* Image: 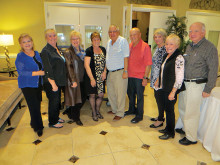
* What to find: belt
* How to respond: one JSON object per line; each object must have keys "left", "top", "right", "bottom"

{"left": 110, "top": 68, "right": 124, "bottom": 72}
{"left": 184, "top": 78, "right": 207, "bottom": 84}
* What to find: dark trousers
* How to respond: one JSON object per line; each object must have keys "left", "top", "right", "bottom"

{"left": 157, "top": 89, "right": 177, "bottom": 135}
{"left": 43, "top": 83, "right": 62, "bottom": 125}
{"left": 127, "top": 78, "right": 145, "bottom": 119}
{"left": 154, "top": 89, "right": 165, "bottom": 121}
{"left": 21, "top": 87, "right": 44, "bottom": 132}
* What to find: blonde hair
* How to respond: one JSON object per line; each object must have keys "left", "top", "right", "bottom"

{"left": 166, "top": 34, "right": 180, "bottom": 48}
{"left": 70, "top": 30, "right": 82, "bottom": 46}
{"left": 154, "top": 28, "right": 167, "bottom": 42}
{"left": 90, "top": 32, "right": 101, "bottom": 41}
{"left": 45, "top": 28, "right": 56, "bottom": 38}
{"left": 18, "top": 33, "right": 34, "bottom": 51}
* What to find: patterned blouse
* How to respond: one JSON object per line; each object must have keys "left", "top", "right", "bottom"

{"left": 150, "top": 46, "right": 166, "bottom": 89}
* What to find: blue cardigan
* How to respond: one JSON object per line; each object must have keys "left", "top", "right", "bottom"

{"left": 15, "top": 51, "right": 43, "bottom": 88}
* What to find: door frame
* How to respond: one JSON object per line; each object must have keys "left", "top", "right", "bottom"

{"left": 123, "top": 6, "right": 176, "bottom": 43}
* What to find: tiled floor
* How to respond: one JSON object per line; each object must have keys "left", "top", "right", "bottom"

{"left": 0, "top": 84, "right": 219, "bottom": 165}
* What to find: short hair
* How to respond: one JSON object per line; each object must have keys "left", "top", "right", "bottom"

{"left": 90, "top": 32, "right": 101, "bottom": 41}
{"left": 45, "top": 28, "right": 56, "bottom": 38}
{"left": 70, "top": 30, "right": 82, "bottom": 46}
{"left": 109, "top": 25, "right": 120, "bottom": 32}
{"left": 191, "top": 22, "right": 206, "bottom": 32}
{"left": 154, "top": 28, "right": 167, "bottom": 42}
{"left": 18, "top": 33, "right": 34, "bottom": 51}
{"left": 166, "top": 34, "right": 180, "bottom": 48}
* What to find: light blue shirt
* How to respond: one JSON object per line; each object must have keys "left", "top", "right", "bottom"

{"left": 106, "top": 36, "right": 129, "bottom": 71}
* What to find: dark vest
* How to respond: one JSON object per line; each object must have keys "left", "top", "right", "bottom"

{"left": 159, "top": 49, "right": 185, "bottom": 93}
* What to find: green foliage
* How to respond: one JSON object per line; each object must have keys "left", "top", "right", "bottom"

{"left": 166, "top": 14, "right": 189, "bottom": 53}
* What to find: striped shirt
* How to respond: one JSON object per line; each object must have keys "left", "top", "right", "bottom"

{"left": 184, "top": 37, "right": 219, "bottom": 93}
{"left": 106, "top": 36, "right": 129, "bottom": 71}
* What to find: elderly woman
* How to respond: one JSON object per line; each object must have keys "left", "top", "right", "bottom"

{"left": 63, "top": 31, "right": 86, "bottom": 126}
{"left": 84, "top": 32, "right": 106, "bottom": 121}
{"left": 15, "top": 34, "right": 44, "bottom": 137}
{"left": 41, "top": 29, "right": 66, "bottom": 128}
{"left": 154, "top": 34, "right": 185, "bottom": 140}
{"left": 150, "top": 28, "right": 167, "bottom": 128}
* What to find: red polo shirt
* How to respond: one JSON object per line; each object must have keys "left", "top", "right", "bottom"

{"left": 128, "top": 40, "right": 152, "bottom": 79}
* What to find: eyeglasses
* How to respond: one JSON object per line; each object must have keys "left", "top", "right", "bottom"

{"left": 71, "top": 38, "right": 80, "bottom": 40}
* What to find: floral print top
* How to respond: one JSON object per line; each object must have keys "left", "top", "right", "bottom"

{"left": 150, "top": 46, "right": 166, "bottom": 89}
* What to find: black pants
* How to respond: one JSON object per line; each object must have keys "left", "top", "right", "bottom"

{"left": 154, "top": 89, "right": 165, "bottom": 121}
{"left": 21, "top": 87, "right": 44, "bottom": 132}
{"left": 43, "top": 83, "right": 62, "bottom": 125}
{"left": 127, "top": 78, "right": 145, "bottom": 119}
{"left": 157, "top": 89, "right": 177, "bottom": 136}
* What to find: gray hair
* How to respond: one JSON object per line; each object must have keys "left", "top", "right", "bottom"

{"left": 154, "top": 28, "right": 167, "bottom": 41}
{"left": 109, "top": 25, "right": 120, "bottom": 32}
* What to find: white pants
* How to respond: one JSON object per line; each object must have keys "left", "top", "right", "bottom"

{"left": 178, "top": 82, "right": 205, "bottom": 142}
{"left": 107, "top": 70, "right": 128, "bottom": 117}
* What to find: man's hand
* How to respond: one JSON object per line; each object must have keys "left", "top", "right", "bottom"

{"left": 122, "top": 71, "right": 128, "bottom": 79}
{"left": 142, "top": 79, "right": 148, "bottom": 86}
{"left": 202, "top": 92, "right": 210, "bottom": 98}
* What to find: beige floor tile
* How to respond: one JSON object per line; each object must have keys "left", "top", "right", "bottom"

{"left": 105, "top": 127, "right": 143, "bottom": 152}
{"left": 75, "top": 154, "right": 116, "bottom": 165}
{"left": 32, "top": 135, "right": 73, "bottom": 165}
{"left": 48, "top": 161, "right": 74, "bottom": 165}
{"left": 72, "top": 130, "right": 111, "bottom": 158}
{"left": 149, "top": 143, "right": 198, "bottom": 165}
{"left": 113, "top": 148, "right": 158, "bottom": 165}
{"left": 0, "top": 144, "right": 35, "bottom": 165}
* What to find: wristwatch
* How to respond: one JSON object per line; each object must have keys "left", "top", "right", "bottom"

{"left": 143, "top": 76, "right": 149, "bottom": 80}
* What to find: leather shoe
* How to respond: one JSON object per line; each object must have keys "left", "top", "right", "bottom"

{"left": 175, "top": 128, "right": 185, "bottom": 135}
{"left": 158, "top": 129, "right": 167, "bottom": 133}
{"left": 131, "top": 117, "right": 142, "bottom": 123}
{"left": 179, "top": 137, "right": 197, "bottom": 145}
{"left": 124, "top": 111, "right": 135, "bottom": 116}
{"left": 150, "top": 117, "right": 158, "bottom": 121}
{"left": 37, "top": 130, "right": 43, "bottom": 137}
{"left": 108, "top": 111, "right": 115, "bottom": 114}
{"left": 113, "top": 116, "right": 122, "bottom": 121}
{"left": 150, "top": 123, "right": 163, "bottom": 128}
{"left": 76, "top": 120, "right": 83, "bottom": 126}
{"left": 159, "top": 133, "right": 174, "bottom": 140}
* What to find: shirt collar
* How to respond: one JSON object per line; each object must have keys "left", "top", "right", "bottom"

{"left": 131, "top": 39, "right": 142, "bottom": 48}
{"left": 190, "top": 37, "right": 206, "bottom": 48}
{"left": 46, "top": 43, "right": 57, "bottom": 52}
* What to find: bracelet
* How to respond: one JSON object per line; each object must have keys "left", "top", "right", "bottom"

{"left": 124, "top": 70, "right": 128, "bottom": 73}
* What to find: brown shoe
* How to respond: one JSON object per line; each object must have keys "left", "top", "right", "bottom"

{"left": 108, "top": 111, "right": 115, "bottom": 114}
{"left": 113, "top": 116, "right": 122, "bottom": 121}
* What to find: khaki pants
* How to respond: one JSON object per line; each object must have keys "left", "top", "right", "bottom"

{"left": 178, "top": 82, "right": 205, "bottom": 142}
{"left": 107, "top": 70, "right": 128, "bottom": 117}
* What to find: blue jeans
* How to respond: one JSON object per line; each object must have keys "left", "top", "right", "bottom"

{"left": 127, "top": 78, "right": 145, "bottom": 119}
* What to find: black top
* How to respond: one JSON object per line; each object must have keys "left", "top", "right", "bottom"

{"left": 41, "top": 43, "right": 66, "bottom": 86}
{"left": 33, "top": 55, "right": 42, "bottom": 86}
{"left": 159, "top": 49, "right": 185, "bottom": 94}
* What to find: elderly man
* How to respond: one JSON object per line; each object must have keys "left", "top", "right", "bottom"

{"left": 124, "top": 28, "right": 152, "bottom": 123}
{"left": 178, "top": 22, "right": 219, "bottom": 145}
{"left": 106, "top": 25, "right": 129, "bottom": 121}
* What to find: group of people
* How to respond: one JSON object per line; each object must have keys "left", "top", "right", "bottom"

{"left": 15, "top": 22, "right": 218, "bottom": 147}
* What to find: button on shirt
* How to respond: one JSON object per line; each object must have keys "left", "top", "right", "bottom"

{"left": 184, "top": 37, "right": 219, "bottom": 93}
{"left": 106, "top": 36, "right": 129, "bottom": 71}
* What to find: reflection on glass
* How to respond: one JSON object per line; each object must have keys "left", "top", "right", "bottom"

{"left": 85, "top": 25, "right": 102, "bottom": 49}
{"left": 55, "top": 25, "right": 74, "bottom": 48}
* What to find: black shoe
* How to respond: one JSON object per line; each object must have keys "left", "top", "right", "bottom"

{"left": 37, "top": 130, "right": 43, "bottom": 137}
{"left": 97, "top": 112, "right": 104, "bottom": 119}
{"left": 150, "top": 122, "right": 163, "bottom": 128}
{"left": 159, "top": 129, "right": 167, "bottom": 133}
{"left": 175, "top": 128, "right": 185, "bottom": 135}
{"left": 131, "top": 117, "right": 142, "bottom": 123}
{"left": 124, "top": 111, "right": 135, "bottom": 116}
{"left": 92, "top": 113, "right": 98, "bottom": 121}
{"left": 159, "top": 133, "right": 174, "bottom": 140}
{"left": 150, "top": 117, "right": 158, "bottom": 121}
{"left": 76, "top": 120, "right": 83, "bottom": 126}
{"left": 179, "top": 137, "right": 197, "bottom": 145}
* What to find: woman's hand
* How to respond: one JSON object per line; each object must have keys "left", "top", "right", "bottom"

{"left": 71, "top": 82, "right": 77, "bottom": 88}
{"left": 168, "top": 92, "right": 175, "bottom": 101}
{"left": 90, "top": 79, "right": 96, "bottom": 87}
{"left": 52, "top": 84, "right": 58, "bottom": 92}
{"left": 101, "top": 71, "right": 106, "bottom": 81}
{"left": 154, "top": 78, "right": 159, "bottom": 89}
